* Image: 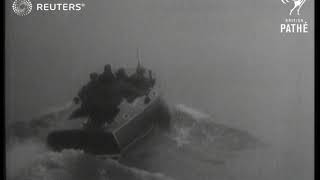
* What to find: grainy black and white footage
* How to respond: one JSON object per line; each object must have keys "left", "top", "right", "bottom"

{"left": 5, "top": 0, "right": 314, "bottom": 180}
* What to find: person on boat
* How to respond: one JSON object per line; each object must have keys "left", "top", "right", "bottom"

{"left": 90, "top": 72, "right": 98, "bottom": 81}
{"left": 115, "top": 68, "right": 129, "bottom": 81}
{"left": 70, "top": 64, "right": 155, "bottom": 128}
{"left": 100, "top": 64, "right": 115, "bottom": 83}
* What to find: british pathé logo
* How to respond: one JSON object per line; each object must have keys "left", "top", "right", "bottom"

{"left": 281, "top": 0, "right": 306, "bottom": 16}
{"left": 280, "top": 0, "right": 309, "bottom": 33}
{"left": 12, "top": 0, "right": 85, "bottom": 16}
{"left": 12, "top": 0, "right": 33, "bottom": 16}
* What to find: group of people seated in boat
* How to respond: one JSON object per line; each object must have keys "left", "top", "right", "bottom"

{"left": 70, "top": 64, "right": 155, "bottom": 129}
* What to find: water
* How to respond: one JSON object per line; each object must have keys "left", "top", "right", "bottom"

{"left": 5, "top": 0, "right": 313, "bottom": 179}
{"left": 7, "top": 103, "right": 265, "bottom": 180}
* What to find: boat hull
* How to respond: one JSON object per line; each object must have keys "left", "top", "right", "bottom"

{"left": 46, "top": 98, "right": 170, "bottom": 156}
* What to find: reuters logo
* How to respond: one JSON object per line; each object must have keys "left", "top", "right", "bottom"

{"left": 12, "top": 0, "right": 33, "bottom": 16}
